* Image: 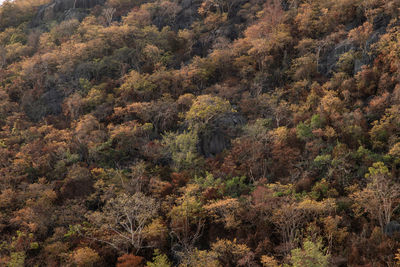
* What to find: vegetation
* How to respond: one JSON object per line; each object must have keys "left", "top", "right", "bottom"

{"left": 0, "top": 0, "right": 399, "bottom": 265}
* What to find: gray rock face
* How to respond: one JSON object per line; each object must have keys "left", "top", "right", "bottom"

{"left": 318, "top": 39, "right": 355, "bottom": 76}
{"left": 319, "top": 26, "right": 387, "bottom": 76}
{"left": 33, "top": 0, "right": 105, "bottom": 25}
{"left": 198, "top": 112, "right": 245, "bottom": 157}
{"left": 174, "top": 0, "right": 203, "bottom": 29}
{"left": 384, "top": 221, "right": 400, "bottom": 237}
{"left": 373, "top": 13, "right": 391, "bottom": 30}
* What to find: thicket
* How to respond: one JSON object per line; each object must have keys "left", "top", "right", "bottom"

{"left": 0, "top": 0, "right": 400, "bottom": 266}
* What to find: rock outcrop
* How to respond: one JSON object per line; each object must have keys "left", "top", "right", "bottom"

{"left": 33, "top": 0, "right": 105, "bottom": 25}
{"left": 319, "top": 18, "right": 390, "bottom": 76}
{"left": 198, "top": 112, "right": 245, "bottom": 157}
{"left": 384, "top": 221, "right": 400, "bottom": 237}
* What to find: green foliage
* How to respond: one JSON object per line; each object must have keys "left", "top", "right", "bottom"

{"left": 0, "top": 140, "right": 6, "bottom": 148}
{"left": 30, "top": 242, "right": 39, "bottom": 250}
{"left": 310, "top": 179, "right": 334, "bottom": 200}
{"left": 162, "top": 130, "right": 203, "bottom": 172}
{"left": 1, "top": 0, "right": 400, "bottom": 266}
{"left": 224, "top": 176, "right": 251, "bottom": 198}
{"left": 169, "top": 192, "right": 204, "bottom": 221}
{"left": 178, "top": 249, "right": 220, "bottom": 267}
{"left": 64, "top": 224, "right": 82, "bottom": 239}
{"left": 195, "top": 174, "right": 251, "bottom": 198}
{"left": 288, "top": 239, "right": 329, "bottom": 267}
{"left": 269, "top": 183, "right": 296, "bottom": 198}
{"left": 296, "top": 122, "right": 312, "bottom": 141}
{"left": 119, "top": 70, "right": 157, "bottom": 100}
{"left": 194, "top": 172, "right": 223, "bottom": 191}
{"left": 146, "top": 249, "right": 172, "bottom": 267}
{"left": 7, "top": 252, "right": 25, "bottom": 267}
{"left": 313, "top": 154, "right": 331, "bottom": 170}
{"left": 365, "top": 161, "right": 389, "bottom": 178}
{"left": 310, "top": 114, "right": 325, "bottom": 129}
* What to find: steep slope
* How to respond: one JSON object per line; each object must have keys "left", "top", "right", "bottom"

{"left": 0, "top": 0, "right": 399, "bottom": 266}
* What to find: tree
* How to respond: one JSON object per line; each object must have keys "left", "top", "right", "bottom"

{"left": 321, "top": 216, "right": 348, "bottom": 254}
{"left": 102, "top": 8, "right": 116, "bottom": 26}
{"left": 117, "top": 254, "right": 145, "bottom": 267}
{"left": 272, "top": 202, "right": 307, "bottom": 252}
{"left": 162, "top": 130, "right": 203, "bottom": 172}
{"left": 289, "top": 239, "right": 330, "bottom": 267}
{"left": 124, "top": 7, "right": 152, "bottom": 27}
{"left": 107, "top": 0, "right": 147, "bottom": 16}
{"left": 369, "top": 106, "right": 400, "bottom": 150}
{"left": 389, "top": 142, "right": 400, "bottom": 164}
{"left": 272, "top": 198, "right": 333, "bottom": 252}
{"left": 204, "top": 198, "right": 240, "bottom": 229}
{"left": 185, "top": 95, "right": 234, "bottom": 129}
{"left": 86, "top": 192, "right": 159, "bottom": 253}
{"left": 178, "top": 249, "right": 220, "bottom": 267}
{"left": 295, "top": 2, "right": 326, "bottom": 38}
{"left": 168, "top": 187, "right": 205, "bottom": 255}
{"left": 351, "top": 162, "right": 400, "bottom": 230}
{"left": 74, "top": 114, "right": 106, "bottom": 149}
{"left": 71, "top": 247, "right": 100, "bottom": 267}
{"left": 146, "top": 249, "right": 171, "bottom": 267}
{"left": 290, "top": 54, "right": 318, "bottom": 81}
{"left": 6, "top": 252, "right": 25, "bottom": 267}
{"left": 261, "top": 255, "right": 280, "bottom": 267}
{"left": 143, "top": 0, "right": 182, "bottom": 28}
{"left": 348, "top": 22, "right": 373, "bottom": 54}
{"left": 198, "top": 0, "right": 238, "bottom": 15}
{"left": 211, "top": 239, "right": 255, "bottom": 266}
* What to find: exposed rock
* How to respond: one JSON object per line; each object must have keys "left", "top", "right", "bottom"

{"left": 281, "top": 0, "right": 290, "bottom": 11}
{"left": 319, "top": 26, "right": 387, "bottom": 76}
{"left": 318, "top": 39, "right": 355, "bottom": 76}
{"left": 373, "top": 12, "right": 391, "bottom": 30}
{"left": 384, "top": 221, "right": 400, "bottom": 237}
{"left": 198, "top": 112, "right": 245, "bottom": 157}
{"left": 174, "top": 0, "right": 203, "bottom": 30}
{"left": 353, "top": 29, "right": 384, "bottom": 73}
{"left": 32, "top": 0, "right": 105, "bottom": 25}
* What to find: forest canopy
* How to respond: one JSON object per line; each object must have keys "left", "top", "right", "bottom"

{"left": 0, "top": 0, "right": 400, "bottom": 266}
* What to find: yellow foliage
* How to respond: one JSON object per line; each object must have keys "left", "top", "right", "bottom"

{"left": 261, "top": 255, "right": 280, "bottom": 267}
{"left": 185, "top": 95, "right": 234, "bottom": 127}
{"left": 71, "top": 247, "right": 100, "bottom": 267}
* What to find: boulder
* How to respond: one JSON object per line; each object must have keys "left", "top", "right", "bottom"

{"left": 198, "top": 112, "right": 245, "bottom": 157}
{"left": 384, "top": 221, "right": 400, "bottom": 237}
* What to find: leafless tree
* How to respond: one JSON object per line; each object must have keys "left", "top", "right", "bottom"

{"left": 168, "top": 195, "right": 205, "bottom": 258}
{"left": 272, "top": 198, "right": 332, "bottom": 253}
{"left": 102, "top": 7, "right": 116, "bottom": 26}
{"left": 86, "top": 192, "right": 158, "bottom": 253}
{"left": 351, "top": 163, "right": 400, "bottom": 231}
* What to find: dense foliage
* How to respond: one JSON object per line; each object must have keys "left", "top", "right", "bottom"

{"left": 0, "top": 0, "right": 400, "bottom": 265}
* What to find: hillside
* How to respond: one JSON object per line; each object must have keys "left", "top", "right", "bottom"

{"left": 0, "top": 0, "right": 400, "bottom": 266}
